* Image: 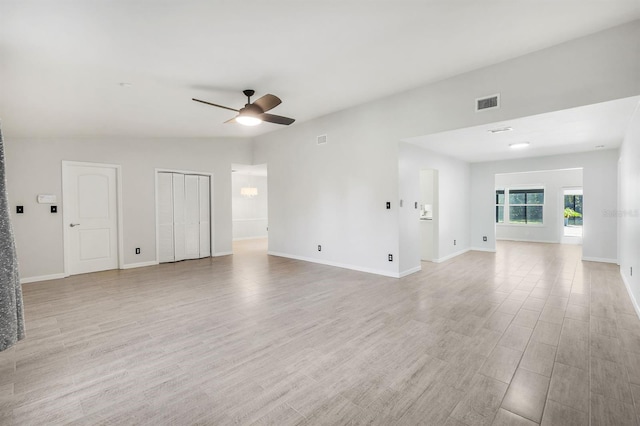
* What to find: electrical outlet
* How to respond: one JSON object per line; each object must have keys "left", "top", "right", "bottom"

{"left": 386, "top": 202, "right": 391, "bottom": 209}
{"left": 415, "top": 201, "right": 418, "bottom": 209}
{"left": 135, "top": 248, "right": 141, "bottom": 255}
{"left": 454, "top": 240, "right": 457, "bottom": 246}
{"left": 399, "top": 199, "right": 403, "bottom": 207}
{"left": 318, "top": 245, "right": 321, "bottom": 252}
{"left": 631, "top": 266, "right": 633, "bottom": 276}
{"left": 388, "top": 254, "right": 393, "bottom": 262}
{"left": 483, "top": 236, "right": 487, "bottom": 242}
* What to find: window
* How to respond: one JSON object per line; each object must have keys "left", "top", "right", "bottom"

{"left": 496, "top": 190, "right": 504, "bottom": 223}
{"left": 495, "top": 188, "right": 544, "bottom": 224}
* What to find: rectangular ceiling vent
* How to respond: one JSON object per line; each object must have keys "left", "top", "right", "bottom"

{"left": 317, "top": 134, "right": 328, "bottom": 145}
{"left": 476, "top": 93, "right": 500, "bottom": 112}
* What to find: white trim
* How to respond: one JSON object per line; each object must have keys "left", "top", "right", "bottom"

{"left": 620, "top": 271, "right": 640, "bottom": 320}
{"left": 434, "top": 248, "right": 470, "bottom": 263}
{"left": 470, "top": 247, "right": 497, "bottom": 253}
{"left": 20, "top": 273, "right": 67, "bottom": 284}
{"left": 582, "top": 256, "right": 618, "bottom": 264}
{"left": 122, "top": 261, "right": 159, "bottom": 270}
{"left": 497, "top": 223, "right": 546, "bottom": 228}
{"left": 497, "top": 237, "right": 559, "bottom": 244}
{"left": 233, "top": 236, "right": 268, "bottom": 241}
{"left": 399, "top": 266, "right": 421, "bottom": 277}
{"left": 62, "top": 161, "right": 124, "bottom": 276}
{"left": 214, "top": 251, "right": 233, "bottom": 257}
{"left": 268, "top": 251, "right": 400, "bottom": 278}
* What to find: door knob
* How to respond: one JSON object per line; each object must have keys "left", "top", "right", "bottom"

{"left": 69, "top": 223, "right": 80, "bottom": 227}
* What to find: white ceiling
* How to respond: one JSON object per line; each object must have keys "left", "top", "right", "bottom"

{"left": 405, "top": 96, "right": 640, "bottom": 163}
{"left": 1, "top": 1, "right": 639, "bottom": 140}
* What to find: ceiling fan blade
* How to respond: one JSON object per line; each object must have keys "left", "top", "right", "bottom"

{"left": 260, "top": 113, "right": 295, "bottom": 126}
{"left": 253, "top": 94, "right": 281, "bottom": 113}
{"left": 224, "top": 116, "right": 238, "bottom": 124}
{"left": 192, "top": 98, "right": 239, "bottom": 112}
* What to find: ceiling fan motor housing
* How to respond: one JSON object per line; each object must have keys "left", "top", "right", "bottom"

{"left": 241, "top": 103, "right": 263, "bottom": 117}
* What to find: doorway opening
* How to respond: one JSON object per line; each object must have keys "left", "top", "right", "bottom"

{"left": 563, "top": 188, "right": 583, "bottom": 239}
{"left": 231, "top": 163, "right": 268, "bottom": 255}
{"left": 419, "top": 169, "right": 438, "bottom": 262}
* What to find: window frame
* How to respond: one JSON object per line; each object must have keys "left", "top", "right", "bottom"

{"left": 495, "top": 189, "right": 505, "bottom": 224}
{"left": 495, "top": 187, "right": 545, "bottom": 226}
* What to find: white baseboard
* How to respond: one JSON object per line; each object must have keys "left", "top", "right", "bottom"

{"left": 233, "top": 236, "right": 268, "bottom": 241}
{"left": 268, "top": 251, "right": 400, "bottom": 278}
{"left": 620, "top": 270, "right": 640, "bottom": 320}
{"left": 582, "top": 256, "right": 618, "bottom": 264}
{"left": 434, "top": 248, "right": 470, "bottom": 263}
{"left": 399, "top": 266, "right": 421, "bottom": 277}
{"left": 20, "top": 273, "right": 67, "bottom": 284}
{"left": 214, "top": 251, "right": 233, "bottom": 257}
{"left": 497, "top": 238, "right": 559, "bottom": 244}
{"left": 470, "top": 247, "right": 497, "bottom": 253}
{"left": 122, "top": 261, "right": 159, "bottom": 270}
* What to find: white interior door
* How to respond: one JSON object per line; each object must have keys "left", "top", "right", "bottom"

{"left": 64, "top": 164, "right": 119, "bottom": 275}
{"left": 184, "top": 175, "right": 200, "bottom": 259}
{"left": 198, "top": 176, "right": 211, "bottom": 257}
{"left": 172, "top": 173, "right": 186, "bottom": 262}
{"left": 157, "top": 171, "right": 211, "bottom": 263}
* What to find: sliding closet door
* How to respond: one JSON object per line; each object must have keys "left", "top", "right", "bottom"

{"left": 198, "top": 176, "right": 211, "bottom": 257}
{"left": 157, "top": 173, "right": 175, "bottom": 262}
{"left": 184, "top": 175, "right": 200, "bottom": 260}
{"left": 172, "top": 173, "right": 186, "bottom": 262}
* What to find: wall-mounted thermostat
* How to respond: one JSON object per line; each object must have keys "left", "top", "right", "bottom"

{"left": 37, "top": 194, "right": 57, "bottom": 204}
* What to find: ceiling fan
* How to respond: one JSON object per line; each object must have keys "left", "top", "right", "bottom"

{"left": 192, "top": 90, "right": 295, "bottom": 126}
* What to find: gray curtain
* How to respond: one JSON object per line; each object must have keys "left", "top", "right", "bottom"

{"left": 0, "top": 123, "right": 25, "bottom": 351}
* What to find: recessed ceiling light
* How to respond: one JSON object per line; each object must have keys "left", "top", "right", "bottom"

{"left": 509, "top": 142, "right": 530, "bottom": 149}
{"left": 488, "top": 127, "right": 513, "bottom": 134}
{"left": 595, "top": 145, "right": 605, "bottom": 149}
{"left": 118, "top": 82, "right": 133, "bottom": 87}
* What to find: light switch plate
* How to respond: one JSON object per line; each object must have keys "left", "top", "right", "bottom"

{"left": 37, "top": 194, "right": 57, "bottom": 204}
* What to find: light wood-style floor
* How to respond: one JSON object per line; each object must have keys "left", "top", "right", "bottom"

{"left": 1, "top": 240, "right": 640, "bottom": 425}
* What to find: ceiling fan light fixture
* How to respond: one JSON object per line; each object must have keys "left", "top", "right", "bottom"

{"left": 192, "top": 90, "right": 294, "bottom": 126}
{"left": 236, "top": 104, "right": 263, "bottom": 126}
{"left": 509, "top": 142, "right": 530, "bottom": 149}
{"left": 236, "top": 115, "right": 262, "bottom": 126}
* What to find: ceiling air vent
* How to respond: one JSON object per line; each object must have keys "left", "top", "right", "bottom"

{"left": 476, "top": 94, "right": 500, "bottom": 112}
{"left": 317, "top": 134, "right": 327, "bottom": 145}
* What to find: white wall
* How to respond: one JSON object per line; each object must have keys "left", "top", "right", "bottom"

{"left": 495, "top": 169, "right": 583, "bottom": 243}
{"left": 399, "top": 143, "right": 470, "bottom": 274}
{"left": 618, "top": 101, "right": 640, "bottom": 315}
{"left": 471, "top": 150, "right": 619, "bottom": 262}
{"left": 254, "top": 22, "right": 638, "bottom": 277}
{"left": 5, "top": 137, "right": 252, "bottom": 280}
{"left": 253, "top": 113, "right": 402, "bottom": 277}
{"left": 232, "top": 174, "right": 268, "bottom": 240}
